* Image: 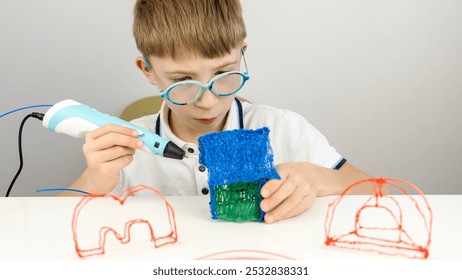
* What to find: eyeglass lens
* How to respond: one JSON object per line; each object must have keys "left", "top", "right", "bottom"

{"left": 168, "top": 73, "right": 245, "bottom": 104}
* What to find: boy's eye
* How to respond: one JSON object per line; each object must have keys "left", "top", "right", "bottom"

{"left": 171, "top": 76, "right": 191, "bottom": 83}
{"left": 170, "top": 71, "right": 230, "bottom": 83}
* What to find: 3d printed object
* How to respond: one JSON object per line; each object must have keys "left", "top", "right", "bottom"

{"left": 198, "top": 127, "right": 280, "bottom": 222}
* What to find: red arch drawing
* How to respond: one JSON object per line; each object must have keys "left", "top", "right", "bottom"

{"left": 72, "top": 185, "right": 178, "bottom": 258}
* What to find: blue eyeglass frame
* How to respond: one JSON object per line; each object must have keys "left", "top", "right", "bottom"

{"left": 144, "top": 49, "right": 250, "bottom": 105}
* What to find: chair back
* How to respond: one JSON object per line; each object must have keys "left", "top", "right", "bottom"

{"left": 120, "top": 96, "right": 163, "bottom": 121}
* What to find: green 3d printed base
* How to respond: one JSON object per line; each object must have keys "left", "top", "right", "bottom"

{"left": 210, "top": 181, "right": 264, "bottom": 222}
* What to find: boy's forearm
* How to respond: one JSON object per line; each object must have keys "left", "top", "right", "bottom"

{"left": 316, "top": 163, "right": 375, "bottom": 196}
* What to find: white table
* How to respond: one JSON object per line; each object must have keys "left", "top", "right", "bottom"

{"left": 0, "top": 195, "right": 461, "bottom": 260}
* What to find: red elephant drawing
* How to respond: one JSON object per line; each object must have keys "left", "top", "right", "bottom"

{"left": 71, "top": 185, "right": 178, "bottom": 258}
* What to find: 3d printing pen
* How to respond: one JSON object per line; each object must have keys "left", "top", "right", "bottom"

{"left": 42, "top": 99, "right": 186, "bottom": 160}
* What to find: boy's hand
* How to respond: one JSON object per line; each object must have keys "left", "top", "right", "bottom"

{"left": 260, "top": 162, "right": 373, "bottom": 223}
{"left": 78, "top": 124, "right": 143, "bottom": 194}
{"left": 259, "top": 162, "right": 320, "bottom": 224}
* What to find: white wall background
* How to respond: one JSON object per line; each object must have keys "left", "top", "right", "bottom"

{"left": 0, "top": 0, "right": 460, "bottom": 196}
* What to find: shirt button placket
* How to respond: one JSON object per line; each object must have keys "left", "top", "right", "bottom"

{"left": 196, "top": 164, "right": 208, "bottom": 195}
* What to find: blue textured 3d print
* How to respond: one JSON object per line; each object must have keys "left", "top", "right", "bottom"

{"left": 198, "top": 127, "right": 281, "bottom": 186}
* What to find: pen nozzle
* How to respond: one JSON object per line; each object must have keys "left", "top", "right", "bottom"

{"left": 163, "top": 141, "right": 186, "bottom": 160}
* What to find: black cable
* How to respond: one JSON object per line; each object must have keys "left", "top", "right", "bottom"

{"left": 5, "top": 112, "right": 44, "bottom": 197}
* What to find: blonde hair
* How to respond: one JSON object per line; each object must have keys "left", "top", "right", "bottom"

{"left": 133, "top": 0, "right": 247, "bottom": 59}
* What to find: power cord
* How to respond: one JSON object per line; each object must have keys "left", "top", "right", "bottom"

{"left": 0, "top": 104, "right": 53, "bottom": 119}
{"left": 2, "top": 104, "right": 91, "bottom": 196}
{"left": 5, "top": 112, "right": 44, "bottom": 197}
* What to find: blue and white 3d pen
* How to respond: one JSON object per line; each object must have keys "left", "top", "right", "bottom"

{"left": 42, "top": 99, "right": 186, "bottom": 160}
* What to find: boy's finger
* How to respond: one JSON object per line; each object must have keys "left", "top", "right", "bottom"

{"left": 89, "top": 146, "right": 136, "bottom": 164}
{"left": 264, "top": 187, "right": 312, "bottom": 224}
{"left": 98, "top": 154, "right": 135, "bottom": 176}
{"left": 260, "top": 179, "right": 295, "bottom": 212}
{"left": 264, "top": 199, "right": 303, "bottom": 224}
{"left": 281, "top": 193, "right": 316, "bottom": 221}
{"left": 94, "top": 133, "right": 143, "bottom": 151}
{"left": 86, "top": 123, "right": 139, "bottom": 141}
{"left": 261, "top": 163, "right": 291, "bottom": 198}
{"left": 260, "top": 179, "right": 281, "bottom": 198}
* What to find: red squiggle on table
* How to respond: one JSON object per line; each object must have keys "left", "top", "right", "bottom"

{"left": 72, "top": 185, "right": 178, "bottom": 258}
{"left": 196, "top": 249, "right": 294, "bottom": 260}
{"left": 324, "top": 178, "right": 432, "bottom": 259}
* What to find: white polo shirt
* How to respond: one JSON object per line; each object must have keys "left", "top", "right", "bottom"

{"left": 114, "top": 99, "right": 345, "bottom": 196}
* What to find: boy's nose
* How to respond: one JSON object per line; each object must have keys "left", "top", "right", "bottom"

{"left": 194, "top": 89, "right": 218, "bottom": 109}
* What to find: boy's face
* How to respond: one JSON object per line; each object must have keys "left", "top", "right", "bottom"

{"left": 137, "top": 45, "right": 246, "bottom": 143}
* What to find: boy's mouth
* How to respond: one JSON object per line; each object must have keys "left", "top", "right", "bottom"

{"left": 197, "top": 118, "right": 216, "bottom": 125}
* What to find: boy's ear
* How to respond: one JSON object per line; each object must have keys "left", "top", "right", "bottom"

{"left": 242, "top": 42, "right": 248, "bottom": 52}
{"left": 135, "top": 56, "right": 155, "bottom": 84}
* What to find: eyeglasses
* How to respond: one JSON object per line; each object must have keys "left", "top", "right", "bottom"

{"left": 145, "top": 50, "right": 250, "bottom": 105}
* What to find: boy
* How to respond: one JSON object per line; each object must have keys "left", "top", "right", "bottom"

{"left": 68, "top": 0, "right": 373, "bottom": 223}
